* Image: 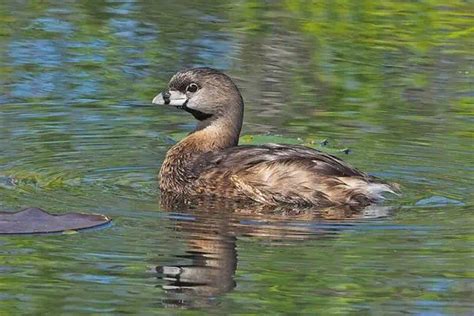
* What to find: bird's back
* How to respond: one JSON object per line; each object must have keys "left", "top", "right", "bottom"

{"left": 187, "top": 144, "right": 397, "bottom": 207}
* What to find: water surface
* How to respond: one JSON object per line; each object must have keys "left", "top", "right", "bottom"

{"left": 0, "top": 1, "right": 472, "bottom": 314}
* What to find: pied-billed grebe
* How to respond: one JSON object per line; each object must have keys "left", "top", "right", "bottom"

{"left": 152, "top": 68, "right": 398, "bottom": 208}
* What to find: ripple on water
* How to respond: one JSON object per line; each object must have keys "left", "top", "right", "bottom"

{"left": 0, "top": 1, "right": 473, "bottom": 313}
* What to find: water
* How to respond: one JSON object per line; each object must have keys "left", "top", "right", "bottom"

{"left": 0, "top": 1, "right": 473, "bottom": 314}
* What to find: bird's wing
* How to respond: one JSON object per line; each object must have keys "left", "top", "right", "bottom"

{"left": 193, "top": 143, "right": 368, "bottom": 178}
{"left": 191, "top": 144, "right": 396, "bottom": 206}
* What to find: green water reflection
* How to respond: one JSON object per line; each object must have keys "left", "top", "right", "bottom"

{"left": 0, "top": 0, "right": 472, "bottom": 314}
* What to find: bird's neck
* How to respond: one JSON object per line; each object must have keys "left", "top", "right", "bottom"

{"left": 160, "top": 106, "right": 243, "bottom": 193}
{"left": 183, "top": 101, "right": 243, "bottom": 152}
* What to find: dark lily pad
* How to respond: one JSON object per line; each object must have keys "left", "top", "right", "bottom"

{"left": 0, "top": 207, "right": 111, "bottom": 235}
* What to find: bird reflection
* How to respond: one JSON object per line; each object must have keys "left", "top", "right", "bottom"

{"left": 156, "top": 192, "right": 394, "bottom": 308}
{"left": 156, "top": 206, "right": 237, "bottom": 307}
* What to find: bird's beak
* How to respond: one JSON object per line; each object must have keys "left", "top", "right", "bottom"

{"left": 152, "top": 90, "right": 188, "bottom": 106}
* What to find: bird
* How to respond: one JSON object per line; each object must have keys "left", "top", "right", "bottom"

{"left": 152, "top": 67, "right": 399, "bottom": 208}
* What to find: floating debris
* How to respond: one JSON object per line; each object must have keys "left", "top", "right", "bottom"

{"left": 415, "top": 196, "right": 464, "bottom": 207}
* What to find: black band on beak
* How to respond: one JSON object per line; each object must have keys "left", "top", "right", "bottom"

{"left": 162, "top": 91, "right": 171, "bottom": 105}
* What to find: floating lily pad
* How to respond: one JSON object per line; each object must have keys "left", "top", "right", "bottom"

{"left": 0, "top": 207, "right": 111, "bottom": 235}
{"left": 170, "top": 132, "right": 351, "bottom": 155}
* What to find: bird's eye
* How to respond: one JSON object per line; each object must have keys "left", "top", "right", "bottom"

{"left": 186, "top": 83, "right": 198, "bottom": 93}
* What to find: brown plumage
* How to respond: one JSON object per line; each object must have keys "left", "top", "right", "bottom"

{"left": 152, "top": 67, "right": 398, "bottom": 208}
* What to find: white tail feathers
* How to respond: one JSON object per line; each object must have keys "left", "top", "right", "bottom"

{"left": 338, "top": 177, "right": 400, "bottom": 202}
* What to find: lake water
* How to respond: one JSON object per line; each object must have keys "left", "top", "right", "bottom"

{"left": 0, "top": 1, "right": 472, "bottom": 314}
